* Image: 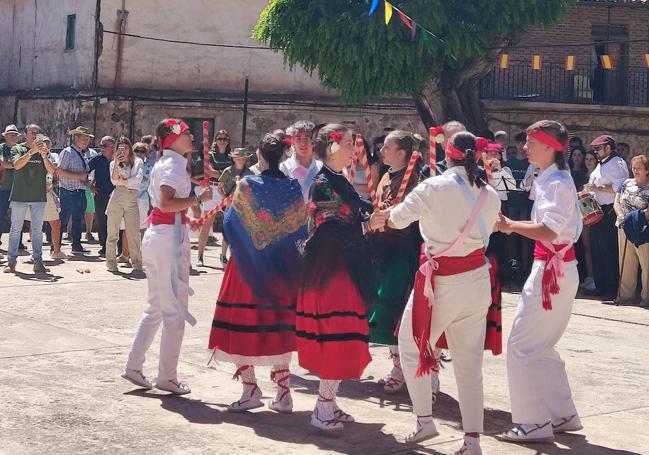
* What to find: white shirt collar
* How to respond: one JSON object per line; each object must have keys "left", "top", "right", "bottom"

{"left": 162, "top": 148, "right": 187, "bottom": 164}
{"left": 536, "top": 163, "right": 559, "bottom": 186}
{"left": 288, "top": 153, "right": 317, "bottom": 171}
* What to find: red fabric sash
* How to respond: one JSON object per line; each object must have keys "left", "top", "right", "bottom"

{"left": 533, "top": 241, "right": 575, "bottom": 311}
{"left": 413, "top": 247, "right": 486, "bottom": 377}
{"left": 148, "top": 207, "right": 188, "bottom": 225}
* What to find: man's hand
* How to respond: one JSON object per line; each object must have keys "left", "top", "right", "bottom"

{"left": 495, "top": 212, "right": 514, "bottom": 235}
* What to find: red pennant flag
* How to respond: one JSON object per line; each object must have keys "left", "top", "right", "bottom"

{"left": 397, "top": 10, "right": 412, "bottom": 29}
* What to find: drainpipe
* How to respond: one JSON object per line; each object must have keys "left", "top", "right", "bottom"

{"left": 113, "top": 1, "right": 128, "bottom": 87}
{"left": 92, "top": 0, "right": 101, "bottom": 140}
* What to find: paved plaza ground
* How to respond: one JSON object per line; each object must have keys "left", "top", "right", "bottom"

{"left": 1, "top": 238, "right": 648, "bottom": 455}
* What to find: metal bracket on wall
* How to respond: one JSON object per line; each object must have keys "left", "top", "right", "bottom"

{"left": 116, "top": 9, "right": 129, "bottom": 22}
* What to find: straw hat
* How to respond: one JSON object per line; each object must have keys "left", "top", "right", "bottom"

{"left": 68, "top": 126, "right": 95, "bottom": 138}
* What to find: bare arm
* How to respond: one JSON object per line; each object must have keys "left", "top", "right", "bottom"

{"left": 496, "top": 213, "right": 558, "bottom": 242}
{"left": 158, "top": 184, "right": 212, "bottom": 213}
{"left": 13, "top": 150, "right": 35, "bottom": 170}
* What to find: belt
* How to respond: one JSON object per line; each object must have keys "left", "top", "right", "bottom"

{"left": 61, "top": 188, "right": 85, "bottom": 192}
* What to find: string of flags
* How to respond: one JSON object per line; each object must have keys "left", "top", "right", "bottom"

{"left": 366, "top": 0, "right": 649, "bottom": 71}
{"left": 499, "top": 53, "right": 649, "bottom": 70}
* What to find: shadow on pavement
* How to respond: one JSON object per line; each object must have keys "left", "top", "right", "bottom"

{"left": 124, "top": 389, "right": 443, "bottom": 455}
{"left": 496, "top": 433, "right": 643, "bottom": 455}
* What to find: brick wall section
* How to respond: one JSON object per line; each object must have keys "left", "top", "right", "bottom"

{"left": 508, "top": 3, "right": 649, "bottom": 68}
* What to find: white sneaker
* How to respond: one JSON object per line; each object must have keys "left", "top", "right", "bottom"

{"left": 454, "top": 436, "right": 482, "bottom": 454}
{"left": 121, "top": 369, "right": 153, "bottom": 390}
{"left": 552, "top": 414, "right": 583, "bottom": 433}
{"left": 311, "top": 410, "right": 344, "bottom": 433}
{"left": 580, "top": 276, "right": 596, "bottom": 291}
{"left": 228, "top": 384, "right": 264, "bottom": 412}
{"left": 499, "top": 422, "right": 554, "bottom": 443}
{"left": 155, "top": 379, "right": 191, "bottom": 395}
{"left": 405, "top": 418, "right": 439, "bottom": 444}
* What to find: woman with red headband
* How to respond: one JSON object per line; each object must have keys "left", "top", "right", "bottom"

{"left": 385, "top": 131, "right": 500, "bottom": 455}
{"left": 121, "top": 118, "right": 212, "bottom": 395}
{"left": 496, "top": 120, "right": 583, "bottom": 444}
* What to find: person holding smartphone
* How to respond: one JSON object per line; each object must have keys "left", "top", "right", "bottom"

{"left": 3, "top": 124, "right": 56, "bottom": 274}
{"left": 106, "top": 137, "right": 144, "bottom": 272}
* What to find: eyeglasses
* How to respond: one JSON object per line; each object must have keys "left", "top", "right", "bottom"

{"left": 216, "top": 137, "right": 229, "bottom": 142}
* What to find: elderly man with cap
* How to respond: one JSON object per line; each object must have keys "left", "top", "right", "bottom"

{"left": 57, "top": 126, "right": 94, "bottom": 254}
{"left": 583, "top": 134, "right": 629, "bottom": 299}
{"left": 1, "top": 125, "right": 22, "bottom": 249}
{"left": 3, "top": 124, "right": 56, "bottom": 274}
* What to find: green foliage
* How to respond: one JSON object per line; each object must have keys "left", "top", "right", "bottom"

{"left": 253, "top": 0, "right": 574, "bottom": 103}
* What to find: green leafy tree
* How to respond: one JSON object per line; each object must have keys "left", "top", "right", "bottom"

{"left": 254, "top": 0, "right": 574, "bottom": 133}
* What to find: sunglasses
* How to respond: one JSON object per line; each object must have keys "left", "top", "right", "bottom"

{"left": 216, "top": 137, "right": 229, "bottom": 141}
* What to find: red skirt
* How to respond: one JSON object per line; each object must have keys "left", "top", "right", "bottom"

{"left": 208, "top": 258, "right": 296, "bottom": 365}
{"left": 435, "top": 252, "right": 502, "bottom": 355}
{"left": 296, "top": 268, "right": 372, "bottom": 380}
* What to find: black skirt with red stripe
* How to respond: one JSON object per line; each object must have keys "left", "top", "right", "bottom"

{"left": 296, "top": 268, "right": 372, "bottom": 380}
{"left": 208, "top": 258, "right": 296, "bottom": 365}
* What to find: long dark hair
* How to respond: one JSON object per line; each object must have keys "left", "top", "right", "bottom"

{"left": 313, "top": 124, "right": 350, "bottom": 161}
{"left": 259, "top": 131, "right": 290, "bottom": 170}
{"left": 114, "top": 136, "right": 135, "bottom": 168}
{"left": 568, "top": 145, "right": 587, "bottom": 173}
{"left": 447, "top": 132, "right": 486, "bottom": 188}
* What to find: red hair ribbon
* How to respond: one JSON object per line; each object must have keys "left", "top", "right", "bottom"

{"left": 528, "top": 130, "right": 567, "bottom": 153}
{"left": 329, "top": 131, "right": 342, "bottom": 144}
{"left": 282, "top": 137, "right": 293, "bottom": 146}
{"left": 445, "top": 141, "right": 465, "bottom": 161}
{"left": 160, "top": 119, "right": 190, "bottom": 150}
{"left": 476, "top": 137, "right": 489, "bottom": 153}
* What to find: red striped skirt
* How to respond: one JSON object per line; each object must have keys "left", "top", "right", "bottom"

{"left": 208, "top": 258, "right": 296, "bottom": 365}
{"left": 296, "top": 268, "right": 372, "bottom": 380}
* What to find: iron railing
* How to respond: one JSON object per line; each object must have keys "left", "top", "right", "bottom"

{"left": 479, "top": 64, "right": 649, "bottom": 107}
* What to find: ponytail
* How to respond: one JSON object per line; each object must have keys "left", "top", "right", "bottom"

{"left": 448, "top": 132, "right": 486, "bottom": 189}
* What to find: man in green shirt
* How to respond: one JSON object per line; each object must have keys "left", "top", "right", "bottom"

{"left": 0, "top": 124, "right": 21, "bottom": 248}
{"left": 3, "top": 124, "right": 56, "bottom": 274}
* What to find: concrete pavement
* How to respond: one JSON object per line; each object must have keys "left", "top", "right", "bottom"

{"left": 1, "top": 238, "right": 648, "bottom": 455}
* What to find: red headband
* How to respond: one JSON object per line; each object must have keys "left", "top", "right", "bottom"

{"left": 446, "top": 137, "right": 489, "bottom": 161}
{"left": 160, "top": 119, "right": 190, "bottom": 150}
{"left": 528, "top": 130, "right": 567, "bottom": 153}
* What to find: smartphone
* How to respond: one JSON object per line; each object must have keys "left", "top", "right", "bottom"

{"left": 117, "top": 145, "right": 126, "bottom": 157}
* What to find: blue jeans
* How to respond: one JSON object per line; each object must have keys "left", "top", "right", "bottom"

{"left": 59, "top": 188, "right": 87, "bottom": 248}
{"left": 8, "top": 201, "right": 46, "bottom": 264}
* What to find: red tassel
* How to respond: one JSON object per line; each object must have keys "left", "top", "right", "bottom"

{"left": 541, "top": 267, "right": 560, "bottom": 311}
{"left": 415, "top": 338, "right": 438, "bottom": 377}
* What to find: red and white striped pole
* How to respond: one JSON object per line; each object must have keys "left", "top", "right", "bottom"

{"left": 428, "top": 127, "right": 437, "bottom": 176}
{"left": 394, "top": 151, "right": 420, "bottom": 205}
{"left": 200, "top": 121, "right": 211, "bottom": 186}
{"left": 355, "top": 135, "right": 378, "bottom": 209}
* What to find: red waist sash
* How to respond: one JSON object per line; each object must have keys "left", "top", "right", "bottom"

{"left": 533, "top": 241, "right": 575, "bottom": 311}
{"left": 148, "top": 207, "right": 189, "bottom": 225}
{"left": 413, "top": 247, "right": 486, "bottom": 377}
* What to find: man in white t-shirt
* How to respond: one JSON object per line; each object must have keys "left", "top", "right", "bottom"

{"left": 583, "top": 134, "right": 629, "bottom": 299}
{"left": 279, "top": 120, "right": 322, "bottom": 201}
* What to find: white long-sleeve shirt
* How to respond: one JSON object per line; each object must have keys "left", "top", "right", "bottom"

{"left": 110, "top": 157, "right": 144, "bottom": 191}
{"left": 532, "top": 164, "right": 581, "bottom": 244}
{"left": 589, "top": 155, "right": 629, "bottom": 206}
{"left": 279, "top": 154, "right": 322, "bottom": 202}
{"left": 390, "top": 166, "right": 501, "bottom": 257}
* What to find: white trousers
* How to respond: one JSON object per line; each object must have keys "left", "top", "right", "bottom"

{"left": 398, "top": 265, "right": 491, "bottom": 433}
{"left": 507, "top": 260, "right": 579, "bottom": 424}
{"left": 125, "top": 224, "right": 191, "bottom": 382}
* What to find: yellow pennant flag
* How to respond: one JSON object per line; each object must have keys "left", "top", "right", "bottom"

{"left": 385, "top": 1, "right": 393, "bottom": 25}
{"left": 531, "top": 54, "right": 543, "bottom": 71}
{"left": 499, "top": 53, "right": 509, "bottom": 70}
{"left": 600, "top": 54, "right": 613, "bottom": 70}
{"left": 644, "top": 54, "right": 649, "bottom": 68}
{"left": 565, "top": 55, "right": 575, "bottom": 71}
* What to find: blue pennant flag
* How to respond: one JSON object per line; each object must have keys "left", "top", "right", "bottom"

{"left": 369, "top": 0, "right": 379, "bottom": 16}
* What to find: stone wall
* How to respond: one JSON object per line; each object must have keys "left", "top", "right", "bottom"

{"left": 485, "top": 99, "right": 649, "bottom": 155}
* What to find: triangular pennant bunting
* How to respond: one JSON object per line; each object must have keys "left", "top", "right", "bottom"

{"left": 397, "top": 10, "right": 412, "bottom": 29}
{"left": 385, "top": 1, "right": 393, "bottom": 25}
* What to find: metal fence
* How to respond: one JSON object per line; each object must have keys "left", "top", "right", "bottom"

{"left": 479, "top": 64, "right": 649, "bottom": 107}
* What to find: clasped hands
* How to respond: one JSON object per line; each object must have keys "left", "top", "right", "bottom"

{"left": 494, "top": 212, "right": 514, "bottom": 235}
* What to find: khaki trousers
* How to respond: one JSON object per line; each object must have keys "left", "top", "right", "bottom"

{"left": 106, "top": 186, "right": 142, "bottom": 268}
{"left": 618, "top": 228, "right": 649, "bottom": 300}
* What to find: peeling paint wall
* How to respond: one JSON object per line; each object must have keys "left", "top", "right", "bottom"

{"left": 0, "top": 0, "right": 96, "bottom": 91}
{"left": 97, "top": 0, "right": 327, "bottom": 95}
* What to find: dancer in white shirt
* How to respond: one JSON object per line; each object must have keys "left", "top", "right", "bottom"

{"left": 497, "top": 120, "right": 583, "bottom": 443}
{"left": 387, "top": 132, "right": 500, "bottom": 455}
{"left": 280, "top": 120, "right": 322, "bottom": 201}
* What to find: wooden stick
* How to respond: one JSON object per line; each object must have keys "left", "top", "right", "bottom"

{"left": 428, "top": 127, "right": 437, "bottom": 176}
{"left": 394, "top": 151, "right": 420, "bottom": 205}
{"left": 355, "top": 135, "right": 378, "bottom": 209}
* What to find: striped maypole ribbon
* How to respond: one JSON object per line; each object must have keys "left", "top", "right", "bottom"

{"left": 200, "top": 121, "right": 211, "bottom": 186}
{"left": 356, "top": 135, "right": 378, "bottom": 209}
{"left": 189, "top": 194, "right": 234, "bottom": 229}
{"left": 428, "top": 127, "right": 437, "bottom": 176}
{"left": 481, "top": 152, "right": 494, "bottom": 186}
{"left": 393, "top": 151, "right": 420, "bottom": 205}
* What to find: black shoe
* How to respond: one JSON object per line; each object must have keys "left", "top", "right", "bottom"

{"left": 18, "top": 243, "right": 27, "bottom": 251}
{"left": 71, "top": 245, "right": 89, "bottom": 254}
{"left": 98, "top": 249, "right": 106, "bottom": 257}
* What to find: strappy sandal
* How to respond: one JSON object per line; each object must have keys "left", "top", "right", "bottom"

{"left": 268, "top": 369, "right": 292, "bottom": 413}
{"left": 311, "top": 395, "right": 344, "bottom": 433}
{"left": 498, "top": 422, "right": 554, "bottom": 443}
{"left": 405, "top": 416, "right": 439, "bottom": 444}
